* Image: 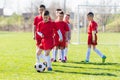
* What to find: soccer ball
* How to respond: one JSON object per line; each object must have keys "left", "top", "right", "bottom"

{"left": 34, "top": 62, "right": 46, "bottom": 72}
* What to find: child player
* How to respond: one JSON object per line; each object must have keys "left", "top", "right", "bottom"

{"left": 63, "top": 13, "right": 72, "bottom": 62}
{"left": 33, "top": 5, "right": 46, "bottom": 62}
{"left": 85, "top": 12, "right": 107, "bottom": 63}
{"left": 53, "top": 11, "right": 69, "bottom": 62}
{"left": 37, "top": 10, "right": 63, "bottom": 71}
{"left": 51, "top": 9, "right": 62, "bottom": 62}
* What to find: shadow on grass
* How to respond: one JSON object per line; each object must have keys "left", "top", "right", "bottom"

{"left": 53, "top": 64, "right": 120, "bottom": 72}
{"left": 54, "top": 70, "right": 117, "bottom": 77}
{"left": 68, "top": 61, "right": 120, "bottom": 66}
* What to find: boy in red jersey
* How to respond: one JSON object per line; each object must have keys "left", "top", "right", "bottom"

{"left": 85, "top": 12, "right": 106, "bottom": 63}
{"left": 51, "top": 9, "right": 62, "bottom": 62}
{"left": 53, "top": 11, "right": 69, "bottom": 62}
{"left": 33, "top": 5, "right": 46, "bottom": 63}
{"left": 63, "top": 13, "right": 72, "bottom": 62}
{"left": 37, "top": 10, "right": 63, "bottom": 71}
{"left": 55, "top": 9, "right": 62, "bottom": 17}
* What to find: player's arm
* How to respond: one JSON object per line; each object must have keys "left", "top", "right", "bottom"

{"left": 65, "top": 23, "right": 70, "bottom": 42}
{"left": 91, "top": 22, "right": 97, "bottom": 43}
{"left": 33, "top": 17, "right": 37, "bottom": 40}
{"left": 92, "top": 30, "right": 96, "bottom": 42}
{"left": 68, "top": 24, "right": 72, "bottom": 40}
{"left": 37, "top": 23, "right": 44, "bottom": 38}
{"left": 57, "top": 29, "right": 63, "bottom": 42}
{"left": 37, "top": 32, "right": 44, "bottom": 38}
{"left": 65, "top": 31, "right": 69, "bottom": 42}
{"left": 33, "top": 26, "right": 36, "bottom": 40}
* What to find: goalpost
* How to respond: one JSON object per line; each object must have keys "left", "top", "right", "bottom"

{"left": 71, "top": 4, "right": 120, "bottom": 45}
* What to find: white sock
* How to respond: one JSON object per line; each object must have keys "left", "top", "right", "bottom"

{"left": 61, "top": 50, "right": 64, "bottom": 60}
{"left": 36, "top": 54, "right": 43, "bottom": 63}
{"left": 94, "top": 48, "right": 104, "bottom": 58}
{"left": 52, "top": 49, "right": 58, "bottom": 60}
{"left": 45, "top": 55, "right": 51, "bottom": 68}
{"left": 58, "top": 50, "right": 61, "bottom": 60}
{"left": 86, "top": 48, "right": 91, "bottom": 61}
{"left": 64, "top": 48, "right": 68, "bottom": 57}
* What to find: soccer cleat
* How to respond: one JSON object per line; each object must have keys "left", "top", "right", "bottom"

{"left": 81, "top": 60, "right": 89, "bottom": 63}
{"left": 102, "top": 56, "right": 106, "bottom": 63}
{"left": 85, "top": 60, "right": 89, "bottom": 63}
{"left": 51, "top": 58, "right": 57, "bottom": 62}
{"left": 61, "top": 60, "right": 66, "bottom": 63}
{"left": 53, "top": 60, "right": 57, "bottom": 62}
{"left": 65, "top": 56, "right": 67, "bottom": 61}
{"left": 58, "top": 58, "right": 61, "bottom": 62}
{"left": 51, "top": 58, "right": 54, "bottom": 62}
{"left": 47, "top": 67, "right": 52, "bottom": 71}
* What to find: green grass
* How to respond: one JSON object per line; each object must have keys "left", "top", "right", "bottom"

{"left": 0, "top": 32, "right": 120, "bottom": 80}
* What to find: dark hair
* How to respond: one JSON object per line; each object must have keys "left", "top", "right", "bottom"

{"left": 39, "top": 4, "right": 46, "bottom": 9}
{"left": 66, "top": 13, "right": 70, "bottom": 16}
{"left": 56, "top": 9, "right": 62, "bottom": 11}
{"left": 43, "top": 10, "right": 49, "bottom": 16}
{"left": 59, "top": 11, "right": 64, "bottom": 15}
{"left": 87, "top": 12, "right": 94, "bottom": 17}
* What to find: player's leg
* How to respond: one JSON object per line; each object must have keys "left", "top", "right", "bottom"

{"left": 85, "top": 45, "right": 91, "bottom": 62}
{"left": 64, "top": 41, "right": 68, "bottom": 61}
{"left": 52, "top": 46, "right": 58, "bottom": 62}
{"left": 36, "top": 39, "right": 45, "bottom": 62}
{"left": 60, "top": 47, "right": 66, "bottom": 62}
{"left": 85, "top": 34, "right": 92, "bottom": 62}
{"left": 58, "top": 49, "right": 61, "bottom": 61}
{"left": 93, "top": 45, "right": 106, "bottom": 63}
{"left": 36, "top": 48, "right": 43, "bottom": 63}
{"left": 45, "top": 49, "right": 52, "bottom": 71}
{"left": 60, "top": 41, "right": 66, "bottom": 62}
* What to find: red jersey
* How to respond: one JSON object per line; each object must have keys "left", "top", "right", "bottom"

{"left": 88, "top": 21, "right": 98, "bottom": 34}
{"left": 34, "top": 15, "right": 43, "bottom": 40}
{"left": 38, "top": 21, "right": 58, "bottom": 39}
{"left": 55, "top": 21, "right": 69, "bottom": 40}
{"left": 37, "top": 21, "right": 58, "bottom": 50}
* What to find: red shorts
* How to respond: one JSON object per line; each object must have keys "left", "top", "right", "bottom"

{"left": 39, "top": 38, "right": 54, "bottom": 50}
{"left": 54, "top": 37, "right": 66, "bottom": 48}
{"left": 36, "top": 38, "right": 42, "bottom": 47}
{"left": 88, "top": 34, "right": 97, "bottom": 45}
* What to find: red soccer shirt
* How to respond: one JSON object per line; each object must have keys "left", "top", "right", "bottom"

{"left": 38, "top": 21, "right": 58, "bottom": 39}
{"left": 55, "top": 21, "right": 69, "bottom": 40}
{"left": 37, "top": 21, "right": 58, "bottom": 50}
{"left": 34, "top": 15, "right": 43, "bottom": 40}
{"left": 88, "top": 21, "right": 98, "bottom": 34}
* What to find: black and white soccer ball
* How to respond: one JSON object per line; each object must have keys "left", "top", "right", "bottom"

{"left": 34, "top": 62, "right": 46, "bottom": 72}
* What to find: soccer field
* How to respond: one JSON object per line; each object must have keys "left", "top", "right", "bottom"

{"left": 0, "top": 32, "right": 120, "bottom": 80}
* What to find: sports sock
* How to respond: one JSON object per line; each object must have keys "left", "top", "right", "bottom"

{"left": 94, "top": 48, "right": 104, "bottom": 58}
{"left": 86, "top": 48, "right": 91, "bottom": 61}
{"left": 45, "top": 55, "right": 51, "bottom": 68}
{"left": 64, "top": 48, "right": 68, "bottom": 57}
{"left": 52, "top": 49, "right": 58, "bottom": 60}
{"left": 36, "top": 54, "right": 43, "bottom": 63}
{"left": 61, "top": 50, "right": 64, "bottom": 60}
